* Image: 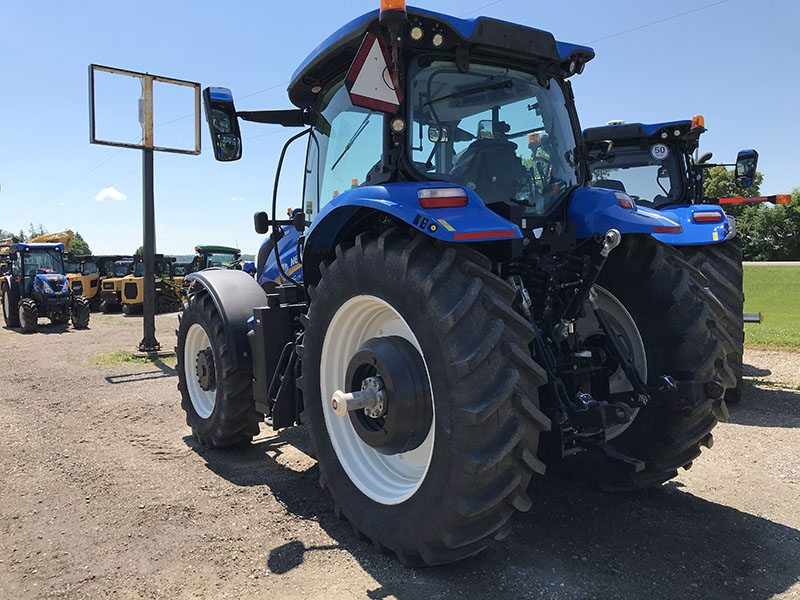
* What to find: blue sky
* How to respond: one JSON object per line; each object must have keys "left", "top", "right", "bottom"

{"left": 1, "top": 0, "right": 797, "bottom": 255}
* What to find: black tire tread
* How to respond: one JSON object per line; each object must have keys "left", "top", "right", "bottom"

{"left": 304, "top": 229, "right": 549, "bottom": 566}
{"left": 20, "top": 298, "right": 38, "bottom": 333}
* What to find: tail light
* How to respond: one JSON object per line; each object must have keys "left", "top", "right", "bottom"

{"left": 418, "top": 188, "right": 468, "bottom": 209}
{"left": 615, "top": 192, "right": 635, "bottom": 209}
{"left": 692, "top": 211, "right": 724, "bottom": 223}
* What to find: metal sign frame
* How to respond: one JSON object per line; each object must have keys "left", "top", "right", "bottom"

{"left": 88, "top": 64, "right": 201, "bottom": 155}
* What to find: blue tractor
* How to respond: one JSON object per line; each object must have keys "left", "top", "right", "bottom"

{"left": 583, "top": 118, "right": 762, "bottom": 402}
{"left": 1, "top": 242, "right": 91, "bottom": 333}
{"left": 178, "top": 2, "right": 733, "bottom": 564}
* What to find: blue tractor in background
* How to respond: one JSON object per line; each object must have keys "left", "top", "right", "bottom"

{"left": 178, "top": 2, "right": 734, "bottom": 565}
{"left": 583, "top": 118, "right": 762, "bottom": 402}
{"left": 1, "top": 242, "right": 91, "bottom": 333}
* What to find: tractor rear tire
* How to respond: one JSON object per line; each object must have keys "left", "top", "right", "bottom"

{"left": 19, "top": 298, "right": 38, "bottom": 333}
{"left": 680, "top": 235, "right": 744, "bottom": 403}
{"left": 302, "top": 230, "right": 550, "bottom": 565}
{"left": 2, "top": 284, "right": 20, "bottom": 327}
{"left": 72, "top": 296, "right": 91, "bottom": 329}
{"left": 176, "top": 289, "right": 262, "bottom": 447}
{"left": 554, "top": 235, "right": 732, "bottom": 491}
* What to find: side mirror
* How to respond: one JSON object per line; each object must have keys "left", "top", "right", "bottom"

{"left": 202, "top": 87, "right": 243, "bottom": 162}
{"left": 697, "top": 151, "right": 713, "bottom": 164}
{"left": 254, "top": 211, "right": 270, "bottom": 235}
{"left": 428, "top": 126, "right": 449, "bottom": 143}
{"left": 735, "top": 149, "right": 758, "bottom": 188}
{"left": 477, "top": 120, "right": 494, "bottom": 139}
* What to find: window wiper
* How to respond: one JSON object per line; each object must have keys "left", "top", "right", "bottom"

{"left": 427, "top": 79, "right": 514, "bottom": 106}
{"left": 331, "top": 112, "right": 372, "bottom": 171}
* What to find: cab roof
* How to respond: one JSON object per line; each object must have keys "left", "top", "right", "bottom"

{"left": 195, "top": 245, "right": 241, "bottom": 254}
{"left": 14, "top": 242, "right": 65, "bottom": 252}
{"left": 584, "top": 120, "right": 704, "bottom": 149}
{"left": 289, "top": 6, "right": 594, "bottom": 108}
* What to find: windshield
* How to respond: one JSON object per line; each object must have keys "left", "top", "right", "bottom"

{"left": 64, "top": 261, "right": 80, "bottom": 273}
{"left": 22, "top": 250, "right": 64, "bottom": 293}
{"left": 408, "top": 59, "right": 581, "bottom": 216}
{"left": 173, "top": 265, "right": 187, "bottom": 276}
{"left": 304, "top": 81, "right": 384, "bottom": 212}
{"left": 204, "top": 252, "right": 238, "bottom": 269}
{"left": 114, "top": 263, "right": 132, "bottom": 277}
{"left": 82, "top": 262, "right": 99, "bottom": 275}
{"left": 588, "top": 145, "right": 685, "bottom": 208}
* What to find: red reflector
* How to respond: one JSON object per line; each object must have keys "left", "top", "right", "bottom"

{"left": 653, "top": 226, "right": 683, "bottom": 234}
{"left": 453, "top": 230, "right": 516, "bottom": 241}
{"left": 719, "top": 195, "right": 791, "bottom": 205}
{"left": 615, "top": 192, "right": 634, "bottom": 209}
{"left": 418, "top": 187, "right": 469, "bottom": 209}
{"left": 692, "top": 211, "right": 724, "bottom": 223}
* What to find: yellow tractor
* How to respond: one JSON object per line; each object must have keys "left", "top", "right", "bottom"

{"left": 120, "top": 255, "right": 183, "bottom": 314}
{"left": 67, "top": 255, "right": 129, "bottom": 311}
{"left": 100, "top": 258, "right": 135, "bottom": 312}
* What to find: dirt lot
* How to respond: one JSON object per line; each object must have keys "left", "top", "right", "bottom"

{"left": 1, "top": 313, "right": 798, "bottom": 599}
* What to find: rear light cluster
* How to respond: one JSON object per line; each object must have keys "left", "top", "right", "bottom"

{"left": 692, "top": 211, "right": 724, "bottom": 223}
{"left": 615, "top": 192, "right": 635, "bottom": 210}
{"left": 418, "top": 187, "right": 468, "bottom": 209}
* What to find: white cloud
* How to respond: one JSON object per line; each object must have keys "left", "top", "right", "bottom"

{"left": 95, "top": 186, "right": 126, "bottom": 202}
{"left": 230, "top": 196, "right": 244, "bottom": 202}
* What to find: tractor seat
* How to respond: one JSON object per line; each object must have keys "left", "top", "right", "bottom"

{"left": 593, "top": 179, "right": 627, "bottom": 193}
{"left": 449, "top": 139, "right": 528, "bottom": 205}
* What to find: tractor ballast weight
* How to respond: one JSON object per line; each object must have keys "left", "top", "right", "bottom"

{"left": 180, "top": 4, "right": 733, "bottom": 565}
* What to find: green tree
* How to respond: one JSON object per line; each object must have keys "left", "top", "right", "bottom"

{"left": 735, "top": 188, "right": 800, "bottom": 261}
{"left": 71, "top": 231, "right": 91, "bottom": 255}
{"left": 27, "top": 222, "right": 46, "bottom": 237}
{"left": 134, "top": 246, "right": 144, "bottom": 256}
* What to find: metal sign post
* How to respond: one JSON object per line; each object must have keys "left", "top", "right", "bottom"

{"left": 89, "top": 64, "right": 200, "bottom": 352}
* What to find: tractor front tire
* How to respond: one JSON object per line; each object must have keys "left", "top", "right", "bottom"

{"left": 2, "top": 284, "right": 20, "bottom": 328}
{"left": 19, "top": 298, "right": 38, "bottom": 333}
{"left": 176, "top": 289, "right": 262, "bottom": 447}
{"left": 681, "top": 235, "right": 744, "bottom": 403}
{"left": 72, "top": 296, "right": 91, "bottom": 329}
{"left": 554, "top": 235, "right": 732, "bottom": 490}
{"left": 302, "top": 230, "right": 550, "bottom": 565}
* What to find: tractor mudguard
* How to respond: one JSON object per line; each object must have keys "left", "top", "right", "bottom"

{"left": 185, "top": 269, "right": 267, "bottom": 370}
{"left": 569, "top": 187, "right": 683, "bottom": 239}
{"left": 302, "top": 182, "right": 521, "bottom": 285}
{"left": 638, "top": 204, "right": 731, "bottom": 246}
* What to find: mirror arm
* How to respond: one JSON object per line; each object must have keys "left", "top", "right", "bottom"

{"left": 237, "top": 108, "right": 320, "bottom": 128}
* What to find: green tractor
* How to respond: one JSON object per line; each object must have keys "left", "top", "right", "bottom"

{"left": 1, "top": 242, "right": 90, "bottom": 332}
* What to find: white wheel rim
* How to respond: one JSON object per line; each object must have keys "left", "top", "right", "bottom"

{"left": 578, "top": 285, "right": 647, "bottom": 440}
{"left": 320, "top": 295, "right": 435, "bottom": 505}
{"left": 184, "top": 323, "right": 216, "bottom": 419}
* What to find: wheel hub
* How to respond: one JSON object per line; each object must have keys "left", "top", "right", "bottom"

{"left": 195, "top": 347, "right": 216, "bottom": 391}
{"left": 335, "top": 336, "right": 432, "bottom": 455}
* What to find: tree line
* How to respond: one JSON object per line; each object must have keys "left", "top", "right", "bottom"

{"left": 703, "top": 167, "right": 800, "bottom": 261}
{"left": 0, "top": 223, "right": 91, "bottom": 255}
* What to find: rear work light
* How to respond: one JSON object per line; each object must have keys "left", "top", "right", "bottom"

{"left": 692, "top": 211, "right": 724, "bottom": 223}
{"left": 418, "top": 187, "right": 469, "bottom": 209}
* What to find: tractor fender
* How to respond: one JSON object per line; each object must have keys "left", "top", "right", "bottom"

{"left": 303, "top": 183, "right": 521, "bottom": 286}
{"left": 569, "top": 187, "right": 685, "bottom": 239}
{"left": 185, "top": 269, "right": 267, "bottom": 370}
{"left": 638, "top": 205, "right": 731, "bottom": 246}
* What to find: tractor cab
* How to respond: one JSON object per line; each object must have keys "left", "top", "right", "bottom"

{"left": 583, "top": 117, "right": 761, "bottom": 245}
{"left": 121, "top": 256, "right": 181, "bottom": 314}
{"left": 100, "top": 259, "right": 136, "bottom": 312}
{"left": 189, "top": 245, "right": 242, "bottom": 272}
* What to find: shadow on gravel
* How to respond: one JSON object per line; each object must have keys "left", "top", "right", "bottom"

{"left": 743, "top": 363, "right": 771, "bottom": 377}
{"left": 105, "top": 361, "right": 176, "bottom": 384}
{"left": 728, "top": 381, "right": 800, "bottom": 428}
{"left": 186, "top": 429, "right": 800, "bottom": 600}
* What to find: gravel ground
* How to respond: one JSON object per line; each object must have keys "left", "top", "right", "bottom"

{"left": 0, "top": 313, "right": 798, "bottom": 599}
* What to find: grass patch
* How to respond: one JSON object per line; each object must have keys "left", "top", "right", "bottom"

{"left": 88, "top": 351, "right": 177, "bottom": 367}
{"left": 743, "top": 265, "right": 800, "bottom": 351}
